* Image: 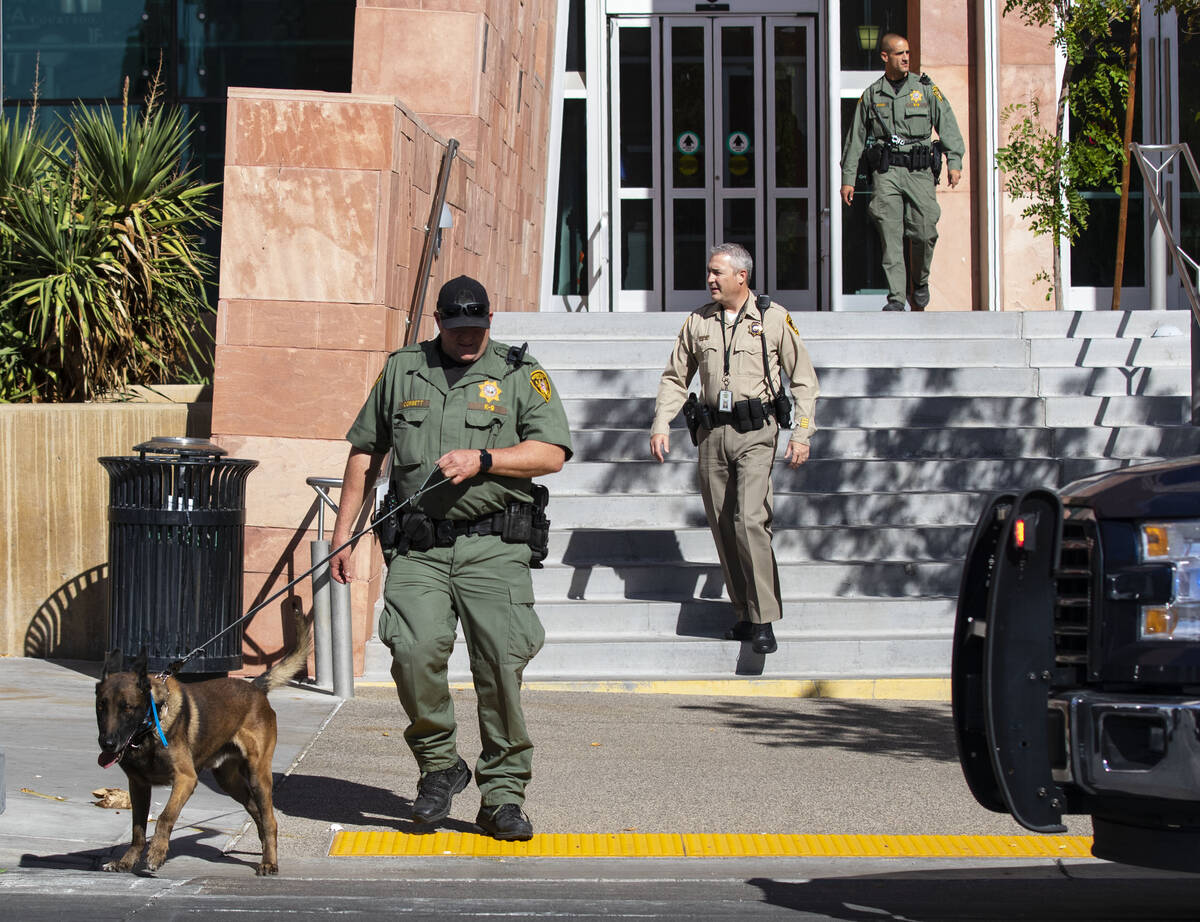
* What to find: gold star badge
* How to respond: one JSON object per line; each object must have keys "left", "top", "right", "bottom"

{"left": 478, "top": 380, "right": 502, "bottom": 404}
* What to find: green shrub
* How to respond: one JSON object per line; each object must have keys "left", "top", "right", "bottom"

{"left": 0, "top": 90, "right": 218, "bottom": 402}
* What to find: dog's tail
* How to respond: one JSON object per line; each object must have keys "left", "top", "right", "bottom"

{"left": 254, "top": 600, "right": 314, "bottom": 694}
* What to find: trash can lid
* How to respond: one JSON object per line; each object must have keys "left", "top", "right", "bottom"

{"left": 134, "top": 437, "right": 228, "bottom": 459}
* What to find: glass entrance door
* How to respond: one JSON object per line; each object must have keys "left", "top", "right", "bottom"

{"left": 611, "top": 16, "right": 818, "bottom": 311}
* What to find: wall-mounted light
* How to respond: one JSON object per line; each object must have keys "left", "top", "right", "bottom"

{"left": 858, "top": 24, "right": 880, "bottom": 53}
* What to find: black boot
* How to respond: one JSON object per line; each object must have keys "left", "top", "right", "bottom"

{"left": 412, "top": 757, "right": 471, "bottom": 824}
{"left": 476, "top": 803, "right": 533, "bottom": 841}
{"left": 752, "top": 622, "right": 778, "bottom": 655}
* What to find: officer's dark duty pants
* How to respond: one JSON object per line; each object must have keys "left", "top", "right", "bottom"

{"left": 377, "top": 535, "right": 544, "bottom": 807}
{"left": 868, "top": 165, "right": 940, "bottom": 304}
{"left": 697, "top": 421, "right": 783, "bottom": 625}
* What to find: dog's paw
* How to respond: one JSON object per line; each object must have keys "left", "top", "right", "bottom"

{"left": 144, "top": 847, "right": 168, "bottom": 872}
{"left": 102, "top": 858, "right": 135, "bottom": 873}
{"left": 256, "top": 861, "right": 279, "bottom": 876}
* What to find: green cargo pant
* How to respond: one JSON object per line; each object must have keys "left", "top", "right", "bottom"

{"left": 868, "top": 164, "right": 940, "bottom": 304}
{"left": 377, "top": 534, "right": 544, "bottom": 807}
{"left": 697, "top": 421, "right": 783, "bottom": 625}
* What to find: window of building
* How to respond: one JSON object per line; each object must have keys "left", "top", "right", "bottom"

{"left": 839, "top": 0, "right": 906, "bottom": 72}
{"left": 2, "top": 1, "right": 356, "bottom": 189}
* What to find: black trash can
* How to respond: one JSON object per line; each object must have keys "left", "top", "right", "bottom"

{"left": 99, "top": 437, "right": 258, "bottom": 674}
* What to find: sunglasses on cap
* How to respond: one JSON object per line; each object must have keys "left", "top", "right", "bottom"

{"left": 437, "top": 302, "right": 489, "bottom": 320}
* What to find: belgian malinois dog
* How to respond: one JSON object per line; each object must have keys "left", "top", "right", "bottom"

{"left": 95, "top": 609, "right": 311, "bottom": 875}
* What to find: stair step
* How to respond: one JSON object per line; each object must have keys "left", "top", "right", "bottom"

{"left": 558, "top": 394, "right": 1192, "bottom": 429}
{"left": 527, "top": 559, "right": 962, "bottom": 600}
{"left": 544, "top": 457, "right": 1120, "bottom": 495}
{"left": 548, "top": 490, "right": 1006, "bottom": 529}
{"left": 546, "top": 525, "right": 972, "bottom": 564}
{"left": 364, "top": 635, "right": 955, "bottom": 682}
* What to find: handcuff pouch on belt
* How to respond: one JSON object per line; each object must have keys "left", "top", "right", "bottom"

{"left": 732, "top": 397, "right": 768, "bottom": 432}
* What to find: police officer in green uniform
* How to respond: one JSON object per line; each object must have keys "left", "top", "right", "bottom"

{"left": 650, "top": 244, "right": 819, "bottom": 657}
{"left": 330, "top": 276, "right": 572, "bottom": 842}
{"left": 840, "top": 33, "right": 964, "bottom": 311}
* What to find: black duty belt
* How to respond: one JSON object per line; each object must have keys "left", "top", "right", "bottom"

{"left": 704, "top": 400, "right": 776, "bottom": 432}
{"left": 432, "top": 512, "right": 504, "bottom": 547}
{"left": 886, "top": 145, "right": 931, "bottom": 169}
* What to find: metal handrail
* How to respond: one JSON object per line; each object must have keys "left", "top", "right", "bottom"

{"left": 305, "top": 476, "right": 352, "bottom": 697}
{"left": 305, "top": 476, "right": 342, "bottom": 541}
{"left": 1130, "top": 143, "right": 1200, "bottom": 423}
{"left": 404, "top": 138, "right": 460, "bottom": 346}
{"left": 1130, "top": 143, "right": 1200, "bottom": 315}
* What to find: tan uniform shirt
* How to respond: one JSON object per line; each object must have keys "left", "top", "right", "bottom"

{"left": 651, "top": 296, "right": 819, "bottom": 443}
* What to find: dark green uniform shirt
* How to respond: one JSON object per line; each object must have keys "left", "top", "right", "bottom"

{"left": 840, "top": 72, "right": 965, "bottom": 187}
{"left": 346, "top": 338, "right": 573, "bottom": 521}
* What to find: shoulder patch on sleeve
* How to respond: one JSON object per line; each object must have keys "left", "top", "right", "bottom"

{"left": 785, "top": 314, "right": 800, "bottom": 337}
{"left": 932, "top": 85, "right": 945, "bottom": 102}
{"left": 530, "top": 369, "right": 552, "bottom": 403}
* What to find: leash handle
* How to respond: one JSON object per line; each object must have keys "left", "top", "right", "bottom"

{"left": 166, "top": 467, "right": 450, "bottom": 675}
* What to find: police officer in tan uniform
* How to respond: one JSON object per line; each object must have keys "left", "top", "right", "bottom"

{"left": 650, "top": 244, "right": 819, "bottom": 655}
{"left": 330, "top": 276, "right": 572, "bottom": 842}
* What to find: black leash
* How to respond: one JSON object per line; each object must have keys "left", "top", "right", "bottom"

{"left": 163, "top": 467, "right": 452, "bottom": 676}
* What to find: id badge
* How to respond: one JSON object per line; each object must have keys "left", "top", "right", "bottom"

{"left": 718, "top": 390, "right": 733, "bottom": 413}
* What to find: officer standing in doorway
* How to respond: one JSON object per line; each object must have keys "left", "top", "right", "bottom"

{"left": 329, "top": 275, "right": 572, "bottom": 842}
{"left": 839, "top": 32, "right": 964, "bottom": 311}
{"left": 650, "top": 244, "right": 819, "bottom": 656}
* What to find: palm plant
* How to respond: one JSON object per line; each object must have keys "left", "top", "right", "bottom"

{"left": 0, "top": 85, "right": 218, "bottom": 402}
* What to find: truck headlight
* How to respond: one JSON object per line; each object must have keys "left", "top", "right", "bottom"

{"left": 1139, "top": 522, "right": 1200, "bottom": 640}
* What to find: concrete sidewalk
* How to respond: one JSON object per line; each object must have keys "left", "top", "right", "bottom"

{"left": 0, "top": 657, "right": 1092, "bottom": 875}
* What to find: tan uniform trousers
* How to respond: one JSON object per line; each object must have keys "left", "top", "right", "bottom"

{"left": 697, "top": 419, "right": 782, "bottom": 625}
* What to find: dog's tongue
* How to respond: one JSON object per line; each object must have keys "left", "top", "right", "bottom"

{"left": 98, "top": 751, "right": 119, "bottom": 769}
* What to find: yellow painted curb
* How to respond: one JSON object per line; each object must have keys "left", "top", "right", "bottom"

{"left": 353, "top": 678, "right": 953, "bottom": 701}
{"left": 329, "top": 830, "right": 1092, "bottom": 859}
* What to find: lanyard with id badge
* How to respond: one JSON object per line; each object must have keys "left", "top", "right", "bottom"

{"left": 717, "top": 303, "right": 746, "bottom": 413}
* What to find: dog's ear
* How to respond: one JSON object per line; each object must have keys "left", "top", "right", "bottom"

{"left": 133, "top": 647, "right": 150, "bottom": 690}
{"left": 101, "top": 649, "right": 124, "bottom": 679}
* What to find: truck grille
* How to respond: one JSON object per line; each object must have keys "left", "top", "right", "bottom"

{"left": 1054, "top": 512, "right": 1096, "bottom": 666}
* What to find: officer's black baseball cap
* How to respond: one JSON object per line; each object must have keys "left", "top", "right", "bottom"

{"left": 435, "top": 275, "right": 491, "bottom": 329}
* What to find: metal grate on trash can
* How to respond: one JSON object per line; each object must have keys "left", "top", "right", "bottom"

{"left": 99, "top": 437, "right": 258, "bottom": 674}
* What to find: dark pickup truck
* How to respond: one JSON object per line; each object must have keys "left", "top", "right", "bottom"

{"left": 952, "top": 456, "right": 1200, "bottom": 872}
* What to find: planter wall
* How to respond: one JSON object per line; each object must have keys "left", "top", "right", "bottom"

{"left": 0, "top": 388, "right": 211, "bottom": 659}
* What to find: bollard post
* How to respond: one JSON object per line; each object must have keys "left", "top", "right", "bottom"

{"left": 310, "top": 539, "right": 334, "bottom": 690}
{"left": 331, "top": 577, "right": 354, "bottom": 698}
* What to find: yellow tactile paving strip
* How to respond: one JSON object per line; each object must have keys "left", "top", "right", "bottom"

{"left": 355, "top": 678, "right": 954, "bottom": 701}
{"left": 330, "top": 830, "right": 1093, "bottom": 859}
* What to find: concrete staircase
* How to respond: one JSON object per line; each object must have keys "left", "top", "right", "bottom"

{"left": 362, "top": 309, "right": 1200, "bottom": 683}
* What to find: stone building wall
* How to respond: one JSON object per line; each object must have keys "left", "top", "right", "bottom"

{"left": 210, "top": 0, "right": 556, "bottom": 672}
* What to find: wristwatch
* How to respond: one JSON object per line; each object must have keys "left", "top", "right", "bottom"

{"left": 478, "top": 449, "right": 492, "bottom": 473}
